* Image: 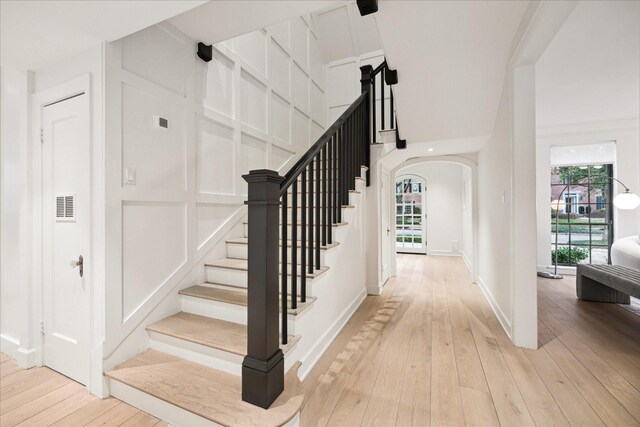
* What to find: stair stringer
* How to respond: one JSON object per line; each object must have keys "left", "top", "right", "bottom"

{"left": 282, "top": 170, "right": 369, "bottom": 380}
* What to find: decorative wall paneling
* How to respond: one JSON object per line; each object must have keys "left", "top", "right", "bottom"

{"left": 325, "top": 50, "right": 392, "bottom": 140}
{"left": 104, "top": 17, "right": 327, "bottom": 361}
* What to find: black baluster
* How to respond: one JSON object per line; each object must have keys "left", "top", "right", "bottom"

{"left": 372, "top": 71, "right": 376, "bottom": 141}
{"left": 390, "top": 87, "right": 394, "bottom": 129}
{"left": 322, "top": 144, "right": 328, "bottom": 247}
{"left": 308, "top": 160, "right": 314, "bottom": 274}
{"left": 315, "top": 155, "right": 321, "bottom": 269}
{"left": 381, "top": 68, "right": 385, "bottom": 131}
{"left": 328, "top": 137, "right": 333, "bottom": 245}
{"left": 334, "top": 131, "right": 340, "bottom": 223}
{"left": 291, "top": 184, "right": 297, "bottom": 310}
{"left": 301, "top": 169, "right": 306, "bottom": 303}
{"left": 281, "top": 194, "right": 288, "bottom": 345}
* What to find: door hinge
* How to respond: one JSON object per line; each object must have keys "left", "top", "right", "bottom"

{"left": 40, "top": 321, "right": 45, "bottom": 336}
{"left": 40, "top": 128, "right": 44, "bottom": 144}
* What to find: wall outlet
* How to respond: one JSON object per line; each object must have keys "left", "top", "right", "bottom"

{"left": 125, "top": 168, "right": 136, "bottom": 185}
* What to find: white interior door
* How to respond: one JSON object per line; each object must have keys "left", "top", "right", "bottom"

{"left": 395, "top": 176, "right": 427, "bottom": 254}
{"left": 42, "top": 93, "right": 91, "bottom": 385}
{"left": 381, "top": 171, "right": 391, "bottom": 283}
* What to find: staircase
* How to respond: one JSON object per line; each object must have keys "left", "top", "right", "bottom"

{"left": 105, "top": 60, "right": 397, "bottom": 427}
{"left": 105, "top": 173, "right": 367, "bottom": 426}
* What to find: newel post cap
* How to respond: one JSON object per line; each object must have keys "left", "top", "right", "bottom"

{"left": 242, "top": 169, "right": 284, "bottom": 184}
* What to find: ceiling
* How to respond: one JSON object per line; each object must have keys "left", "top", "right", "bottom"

{"left": 169, "top": 1, "right": 346, "bottom": 47}
{"left": 374, "top": 0, "right": 530, "bottom": 144}
{"left": 536, "top": 1, "right": 640, "bottom": 128}
{"left": 312, "top": 3, "right": 383, "bottom": 63}
{"left": 0, "top": 0, "right": 206, "bottom": 70}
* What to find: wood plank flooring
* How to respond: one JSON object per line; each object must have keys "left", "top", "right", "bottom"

{"left": 300, "top": 255, "right": 640, "bottom": 427}
{"left": 0, "top": 360, "right": 166, "bottom": 427}
{"left": 2, "top": 254, "right": 639, "bottom": 426}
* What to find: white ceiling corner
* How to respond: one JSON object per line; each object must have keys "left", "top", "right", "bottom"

{"left": 0, "top": 0, "right": 207, "bottom": 70}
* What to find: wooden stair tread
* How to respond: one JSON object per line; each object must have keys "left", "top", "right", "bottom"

{"left": 106, "top": 350, "right": 303, "bottom": 427}
{"left": 180, "top": 285, "right": 316, "bottom": 315}
{"left": 146, "top": 312, "right": 298, "bottom": 356}
{"left": 206, "top": 258, "right": 329, "bottom": 278}
{"left": 226, "top": 237, "right": 339, "bottom": 250}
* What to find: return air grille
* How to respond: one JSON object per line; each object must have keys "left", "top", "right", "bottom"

{"left": 56, "top": 194, "right": 75, "bottom": 221}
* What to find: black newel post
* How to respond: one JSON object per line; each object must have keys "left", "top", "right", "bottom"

{"left": 360, "top": 65, "right": 373, "bottom": 186}
{"left": 242, "top": 169, "right": 284, "bottom": 409}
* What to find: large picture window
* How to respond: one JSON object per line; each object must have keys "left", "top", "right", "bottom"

{"left": 550, "top": 164, "right": 613, "bottom": 265}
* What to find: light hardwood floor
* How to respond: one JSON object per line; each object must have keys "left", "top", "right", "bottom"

{"left": 300, "top": 255, "right": 640, "bottom": 427}
{"left": 0, "top": 356, "right": 167, "bottom": 427}
{"left": 2, "top": 255, "right": 639, "bottom": 426}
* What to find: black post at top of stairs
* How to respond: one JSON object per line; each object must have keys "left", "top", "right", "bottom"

{"left": 242, "top": 169, "right": 284, "bottom": 409}
{"left": 360, "top": 64, "right": 374, "bottom": 186}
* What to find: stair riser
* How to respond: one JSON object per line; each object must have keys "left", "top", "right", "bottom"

{"left": 180, "top": 295, "right": 299, "bottom": 334}
{"left": 148, "top": 331, "right": 243, "bottom": 376}
{"left": 205, "top": 266, "right": 319, "bottom": 294}
{"left": 109, "top": 380, "right": 223, "bottom": 427}
{"left": 226, "top": 242, "right": 327, "bottom": 265}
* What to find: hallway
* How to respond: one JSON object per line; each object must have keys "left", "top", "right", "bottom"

{"left": 301, "top": 255, "right": 640, "bottom": 427}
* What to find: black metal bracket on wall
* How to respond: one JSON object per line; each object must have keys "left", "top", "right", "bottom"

{"left": 197, "top": 42, "right": 213, "bottom": 62}
{"left": 356, "top": 0, "right": 378, "bottom": 16}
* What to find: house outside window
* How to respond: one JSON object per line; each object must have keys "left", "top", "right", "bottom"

{"left": 550, "top": 164, "right": 613, "bottom": 265}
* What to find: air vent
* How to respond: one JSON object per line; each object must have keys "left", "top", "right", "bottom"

{"left": 56, "top": 194, "right": 75, "bottom": 222}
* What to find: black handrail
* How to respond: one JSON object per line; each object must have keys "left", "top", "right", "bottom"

{"left": 279, "top": 92, "right": 368, "bottom": 195}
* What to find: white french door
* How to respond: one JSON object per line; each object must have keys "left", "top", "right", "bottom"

{"left": 395, "top": 176, "right": 426, "bottom": 254}
{"left": 41, "top": 93, "right": 91, "bottom": 385}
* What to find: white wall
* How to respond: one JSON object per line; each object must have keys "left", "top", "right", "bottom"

{"left": 462, "top": 166, "right": 473, "bottom": 269}
{"left": 324, "top": 50, "right": 390, "bottom": 139}
{"left": 0, "top": 67, "right": 32, "bottom": 365}
{"left": 395, "top": 162, "right": 465, "bottom": 256}
{"left": 0, "top": 45, "right": 106, "bottom": 386}
{"left": 477, "top": 78, "right": 513, "bottom": 337}
{"left": 535, "top": 1, "right": 640, "bottom": 270}
{"left": 103, "top": 17, "right": 327, "bottom": 364}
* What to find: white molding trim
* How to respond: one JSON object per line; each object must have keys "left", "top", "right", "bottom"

{"left": 461, "top": 251, "right": 472, "bottom": 273}
{"left": 427, "top": 250, "right": 461, "bottom": 257}
{"left": 476, "top": 276, "right": 512, "bottom": 339}
{"left": 297, "top": 288, "right": 367, "bottom": 381}
{"left": 367, "top": 282, "right": 383, "bottom": 296}
{"left": 0, "top": 335, "right": 36, "bottom": 368}
{"left": 536, "top": 264, "right": 576, "bottom": 276}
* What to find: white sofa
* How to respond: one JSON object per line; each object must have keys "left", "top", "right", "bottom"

{"left": 611, "top": 235, "right": 640, "bottom": 269}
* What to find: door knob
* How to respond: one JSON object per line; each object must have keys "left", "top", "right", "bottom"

{"left": 70, "top": 255, "right": 83, "bottom": 278}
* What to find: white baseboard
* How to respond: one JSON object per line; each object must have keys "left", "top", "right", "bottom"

{"left": 297, "top": 288, "right": 367, "bottom": 381}
{"left": 1, "top": 334, "right": 36, "bottom": 368}
{"left": 476, "top": 276, "right": 512, "bottom": 339}
{"left": 428, "top": 249, "right": 461, "bottom": 257}
{"left": 536, "top": 264, "right": 576, "bottom": 276}
{"left": 367, "top": 283, "right": 382, "bottom": 295}
{"left": 461, "top": 252, "right": 472, "bottom": 272}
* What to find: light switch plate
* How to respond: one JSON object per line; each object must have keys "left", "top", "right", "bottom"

{"left": 125, "top": 168, "right": 136, "bottom": 185}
